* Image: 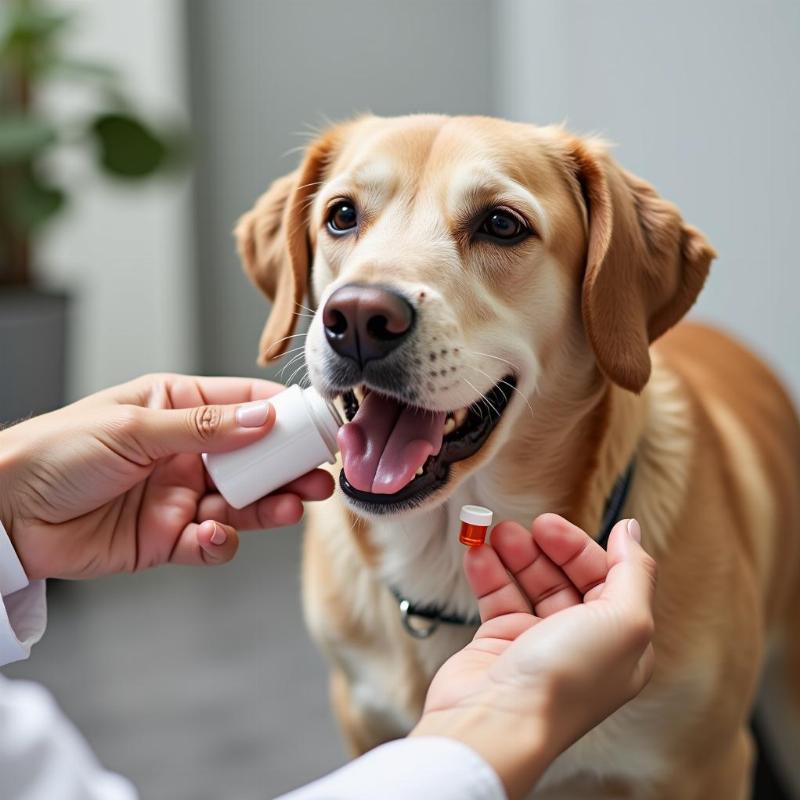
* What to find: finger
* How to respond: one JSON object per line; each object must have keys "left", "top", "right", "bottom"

{"left": 599, "top": 519, "right": 657, "bottom": 614}
{"left": 128, "top": 399, "right": 276, "bottom": 459}
{"left": 159, "top": 375, "right": 285, "bottom": 408}
{"left": 102, "top": 374, "right": 287, "bottom": 408}
{"left": 595, "top": 520, "right": 657, "bottom": 659}
{"left": 474, "top": 611, "right": 539, "bottom": 643}
{"left": 531, "top": 513, "right": 609, "bottom": 597}
{"left": 463, "top": 543, "right": 532, "bottom": 622}
{"left": 170, "top": 520, "right": 240, "bottom": 566}
{"left": 197, "top": 470, "right": 334, "bottom": 529}
{"left": 489, "top": 520, "right": 581, "bottom": 617}
{"left": 202, "top": 465, "right": 335, "bottom": 500}
{"left": 275, "top": 469, "right": 336, "bottom": 501}
{"left": 580, "top": 519, "right": 642, "bottom": 603}
{"left": 197, "top": 492, "right": 305, "bottom": 530}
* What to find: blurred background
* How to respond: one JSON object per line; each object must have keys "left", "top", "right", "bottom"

{"left": 1, "top": 1, "right": 798, "bottom": 798}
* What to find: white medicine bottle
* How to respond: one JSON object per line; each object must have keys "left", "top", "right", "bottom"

{"left": 203, "top": 385, "right": 342, "bottom": 509}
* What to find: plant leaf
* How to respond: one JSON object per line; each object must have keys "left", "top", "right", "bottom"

{"left": 3, "top": 173, "right": 65, "bottom": 230}
{"left": 0, "top": 5, "right": 72, "bottom": 62}
{"left": 90, "top": 112, "right": 167, "bottom": 178}
{"left": 40, "top": 56, "right": 120, "bottom": 84}
{"left": 1, "top": 5, "right": 72, "bottom": 46}
{"left": 0, "top": 115, "right": 56, "bottom": 163}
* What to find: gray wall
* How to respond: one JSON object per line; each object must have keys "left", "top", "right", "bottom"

{"left": 188, "top": 0, "right": 493, "bottom": 377}
{"left": 496, "top": 0, "right": 800, "bottom": 399}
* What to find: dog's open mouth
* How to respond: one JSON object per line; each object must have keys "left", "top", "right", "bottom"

{"left": 335, "top": 375, "right": 516, "bottom": 513}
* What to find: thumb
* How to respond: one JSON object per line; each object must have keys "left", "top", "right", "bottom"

{"left": 600, "top": 518, "right": 658, "bottom": 616}
{"left": 128, "top": 398, "right": 276, "bottom": 458}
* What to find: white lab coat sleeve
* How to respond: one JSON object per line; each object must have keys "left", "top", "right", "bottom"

{"left": 0, "top": 675, "right": 138, "bottom": 800}
{"left": 0, "top": 578, "right": 46, "bottom": 666}
{"left": 0, "top": 521, "right": 138, "bottom": 799}
{"left": 0, "top": 520, "right": 46, "bottom": 667}
{"left": 276, "top": 737, "right": 507, "bottom": 800}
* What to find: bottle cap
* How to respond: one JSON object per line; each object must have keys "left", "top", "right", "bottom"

{"left": 301, "top": 385, "right": 342, "bottom": 454}
{"left": 459, "top": 505, "right": 493, "bottom": 527}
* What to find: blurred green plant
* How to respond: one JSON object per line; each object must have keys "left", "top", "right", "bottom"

{"left": 0, "top": 0, "right": 186, "bottom": 286}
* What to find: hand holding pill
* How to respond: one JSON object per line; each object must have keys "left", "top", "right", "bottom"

{"left": 416, "top": 514, "right": 656, "bottom": 798}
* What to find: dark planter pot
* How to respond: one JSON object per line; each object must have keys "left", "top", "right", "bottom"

{"left": 0, "top": 287, "right": 69, "bottom": 426}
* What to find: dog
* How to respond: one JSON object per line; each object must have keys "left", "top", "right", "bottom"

{"left": 236, "top": 115, "right": 800, "bottom": 798}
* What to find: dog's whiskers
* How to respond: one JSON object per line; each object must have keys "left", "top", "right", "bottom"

{"left": 269, "top": 331, "right": 307, "bottom": 346}
{"left": 265, "top": 331, "right": 308, "bottom": 357}
{"left": 283, "top": 146, "right": 304, "bottom": 159}
{"left": 466, "top": 349, "right": 520, "bottom": 374}
{"left": 278, "top": 351, "right": 307, "bottom": 379}
{"left": 462, "top": 377, "right": 500, "bottom": 419}
{"left": 280, "top": 352, "right": 306, "bottom": 373}
{"left": 286, "top": 361, "right": 309, "bottom": 386}
{"left": 277, "top": 344, "right": 307, "bottom": 359}
{"left": 466, "top": 363, "right": 534, "bottom": 419}
{"left": 294, "top": 179, "right": 324, "bottom": 192}
{"left": 299, "top": 194, "right": 320, "bottom": 214}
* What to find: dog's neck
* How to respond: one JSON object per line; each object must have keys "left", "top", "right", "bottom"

{"left": 368, "top": 360, "right": 647, "bottom": 620}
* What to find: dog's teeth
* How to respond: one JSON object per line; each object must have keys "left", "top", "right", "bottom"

{"left": 415, "top": 466, "right": 424, "bottom": 476}
{"left": 453, "top": 408, "right": 468, "bottom": 428}
{"left": 353, "top": 386, "right": 365, "bottom": 403}
{"left": 443, "top": 408, "right": 469, "bottom": 435}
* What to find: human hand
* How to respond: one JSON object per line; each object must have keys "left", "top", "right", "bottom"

{"left": 412, "top": 514, "right": 656, "bottom": 799}
{"left": 0, "top": 374, "right": 334, "bottom": 580}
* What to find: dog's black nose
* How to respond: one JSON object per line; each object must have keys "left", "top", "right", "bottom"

{"left": 322, "top": 284, "right": 415, "bottom": 366}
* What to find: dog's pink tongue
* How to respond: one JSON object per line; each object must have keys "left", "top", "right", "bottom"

{"left": 337, "top": 392, "right": 445, "bottom": 494}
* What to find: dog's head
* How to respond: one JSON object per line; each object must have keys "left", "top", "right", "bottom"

{"left": 237, "top": 115, "right": 715, "bottom": 516}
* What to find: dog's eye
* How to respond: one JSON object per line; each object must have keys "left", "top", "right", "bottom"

{"left": 477, "top": 208, "right": 529, "bottom": 243}
{"left": 327, "top": 201, "right": 358, "bottom": 234}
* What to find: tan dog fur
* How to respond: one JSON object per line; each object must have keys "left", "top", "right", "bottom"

{"left": 237, "top": 115, "right": 800, "bottom": 799}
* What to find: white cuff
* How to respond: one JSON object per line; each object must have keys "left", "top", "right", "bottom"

{"left": 277, "top": 736, "right": 506, "bottom": 800}
{"left": 0, "top": 580, "right": 46, "bottom": 666}
{"left": 0, "top": 520, "right": 47, "bottom": 666}
{"left": 0, "top": 520, "right": 28, "bottom": 597}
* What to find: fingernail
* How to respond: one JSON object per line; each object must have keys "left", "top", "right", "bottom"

{"left": 627, "top": 518, "right": 641, "bottom": 544}
{"left": 236, "top": 400, "right": 271, "bottom": 428}
{"left": 210, "top": 523, "right": 227, "bottom": 546}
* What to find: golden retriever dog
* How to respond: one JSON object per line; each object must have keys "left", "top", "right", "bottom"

{"left": 236, "top": 115, "right": 800, "bottom": 798}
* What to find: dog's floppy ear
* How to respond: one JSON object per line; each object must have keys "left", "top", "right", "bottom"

{"left": 566, "top": 139, "right": 716, "bottom": 393}
{"left": 235, "top": 128, "right": 341, "bottom": 364}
